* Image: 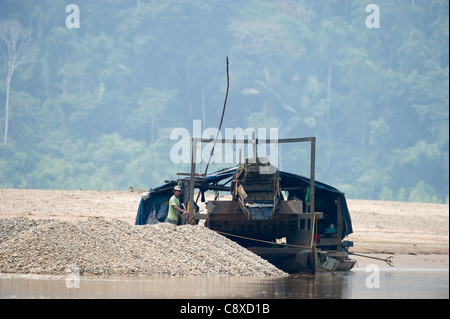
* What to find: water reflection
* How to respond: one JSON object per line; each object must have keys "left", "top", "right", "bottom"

{"left": 0, "top": 270, "right": 448, "bottom": 299}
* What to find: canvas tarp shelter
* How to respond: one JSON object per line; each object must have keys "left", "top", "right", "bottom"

{"left": 135, "top": 165, "right": 353, "bottom": 238}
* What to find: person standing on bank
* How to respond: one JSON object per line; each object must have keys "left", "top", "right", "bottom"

{"left": 168, "top": 185, "right": 187, "bottom": 225}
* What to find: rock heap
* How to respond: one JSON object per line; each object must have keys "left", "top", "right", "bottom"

{"left": 0, "top": 217, "right": 286, "bottom": 277}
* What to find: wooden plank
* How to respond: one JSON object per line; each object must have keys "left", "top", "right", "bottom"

{"left": 316, "top": 237, "right": 341, "bottom": 246}
{"left": 193, "top": 214, "right": 208, "bottom": 220}
{"left": 193, "top": 137, "right": 315, "bottom": 144}
{"left": 176, "top": 172, "right": 206, "bottom": 177}
{"left": 208, "top": 221, "right": 300, "bottom": 232}
{"left": 208, "top": 207, "right": 318, "bottom": 218}
{"left": 336, "top": 195, "right": 343, "bottom": 245}
{"left": 188, "top": 139, "right": 197, "bottom": 224}
{"left": 207, "top": 201, "right": 322, "bottom": 216}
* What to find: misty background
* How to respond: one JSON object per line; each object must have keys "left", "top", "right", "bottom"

{"left": 0, "top": 0, "right": 448, "bottom": 203}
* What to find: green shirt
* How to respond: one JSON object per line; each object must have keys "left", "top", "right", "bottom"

{"left": 168, "top": 195, "right": 180, "bottom": 222}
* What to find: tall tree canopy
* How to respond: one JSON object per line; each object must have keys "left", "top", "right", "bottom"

{"left": 0, "top": 0, "right": 448, "bottom": 203}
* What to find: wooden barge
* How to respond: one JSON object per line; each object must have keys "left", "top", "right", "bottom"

{"left": 136, "top": 137, "right": 356, "bottom": 274}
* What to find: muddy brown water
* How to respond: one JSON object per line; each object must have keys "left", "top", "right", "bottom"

{"left": 0, "top": 268, "right": 448, "bottom": 299}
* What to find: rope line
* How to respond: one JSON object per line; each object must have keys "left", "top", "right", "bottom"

{"left": 212, "top": 229, "right": 312, "bottom": 250}
{"left": 209, "top": 212, "right": 321, "bottom": 251}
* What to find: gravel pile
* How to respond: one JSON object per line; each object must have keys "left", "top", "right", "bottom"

{"left": 0, "top": 217, "right": 54, "bottom": 244}
{"left": 0, "top": 217, "right": 286, "bottom": 277}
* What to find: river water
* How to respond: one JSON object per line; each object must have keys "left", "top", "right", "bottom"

{"left": 0, "top": 268, "right": 448, "bottom": 299}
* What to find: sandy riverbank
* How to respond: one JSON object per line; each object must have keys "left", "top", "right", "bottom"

{"left": 0, "top": 189, "right": 448, "bottom": 270}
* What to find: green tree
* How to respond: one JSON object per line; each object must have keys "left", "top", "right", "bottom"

{"left": 0, "top": 20, "right": 38, "bottom": 144}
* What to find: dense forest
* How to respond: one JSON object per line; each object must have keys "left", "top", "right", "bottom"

{"left": 0, "top": 0, "right": 448, "bottom": 203}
